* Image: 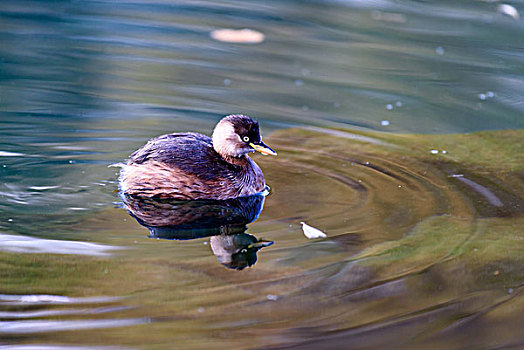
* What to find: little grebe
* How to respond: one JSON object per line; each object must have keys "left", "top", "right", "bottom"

{"left": 118, "top": 114, "right": 276, "bottom": 200}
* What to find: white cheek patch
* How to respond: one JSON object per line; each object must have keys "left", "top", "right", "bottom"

{"left": 212, "top": 122, "right": 251, "bottom": 157}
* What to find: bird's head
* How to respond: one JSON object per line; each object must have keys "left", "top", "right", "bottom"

{"left": 212, "top": 114, "right": 277, "bottom": 159}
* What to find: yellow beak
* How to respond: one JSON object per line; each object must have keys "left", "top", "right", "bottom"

{"left": 249, "top": 142, "right": 277, "bottom": 156}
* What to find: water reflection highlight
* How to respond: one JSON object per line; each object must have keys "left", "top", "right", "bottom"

{"left": 0, "top": 234, "right": 122, "bottom": 256}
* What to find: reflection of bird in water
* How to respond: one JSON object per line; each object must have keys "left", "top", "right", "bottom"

{"left": 117, "top": 115, "right": 276, "bottom": 200}
{"left": 121, "top": 193, "right": 273, "bottom": 270}
{"left": 210, "top": 234, "right": 273, "bottom": 270}
{"left": 122, "top": 193, "right": 266, "bottom": 237}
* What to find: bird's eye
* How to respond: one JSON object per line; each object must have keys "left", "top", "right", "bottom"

{"left": 243, "top": 136, "right": 250, "bottom": 142}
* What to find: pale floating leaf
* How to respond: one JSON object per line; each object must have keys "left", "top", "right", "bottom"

{"left": 497, "top": 4, "right": 520, "bottom": 20}
{"left": 300, "top": 222, "right": 327, "bottom": 239}
{"left": 210, "top": 28, "right": 265, "bottom": 44}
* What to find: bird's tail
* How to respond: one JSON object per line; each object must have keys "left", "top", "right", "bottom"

{"left": 108, "top": 162, "right": 126, "bottom": 168}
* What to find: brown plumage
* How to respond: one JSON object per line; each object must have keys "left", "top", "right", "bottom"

{"left": 118, "top": 115, "right": 276, "bottom": 200}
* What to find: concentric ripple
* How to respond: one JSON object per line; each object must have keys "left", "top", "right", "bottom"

{"left": 1, "top": 128, "right": 523, "bottom": 349}
{"left": 197, "top": 127, "right": 524, "bottom": 349}
{"left": 260, "top": 128, "right": 488, "bottom": 245}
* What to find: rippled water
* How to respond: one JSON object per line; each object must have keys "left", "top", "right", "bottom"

{"left": 1, "top": 1, "right": 524, "bottom": 349}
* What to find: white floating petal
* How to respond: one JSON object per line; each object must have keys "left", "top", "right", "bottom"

{"left": 300, "top": 222, "right": 327, "bottom": 239}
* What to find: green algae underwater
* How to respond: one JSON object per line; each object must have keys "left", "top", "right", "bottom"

{"left": 1, "top": 127, "right": 523, "bottom": 350}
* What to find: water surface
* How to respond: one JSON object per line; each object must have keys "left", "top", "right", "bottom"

{"left": 1, "top": 1, "right": 523, "bottom": 349}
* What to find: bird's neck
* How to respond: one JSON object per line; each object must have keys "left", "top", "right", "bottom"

{"left": 221, "top": 154, "right": 251, "bottom": 167}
